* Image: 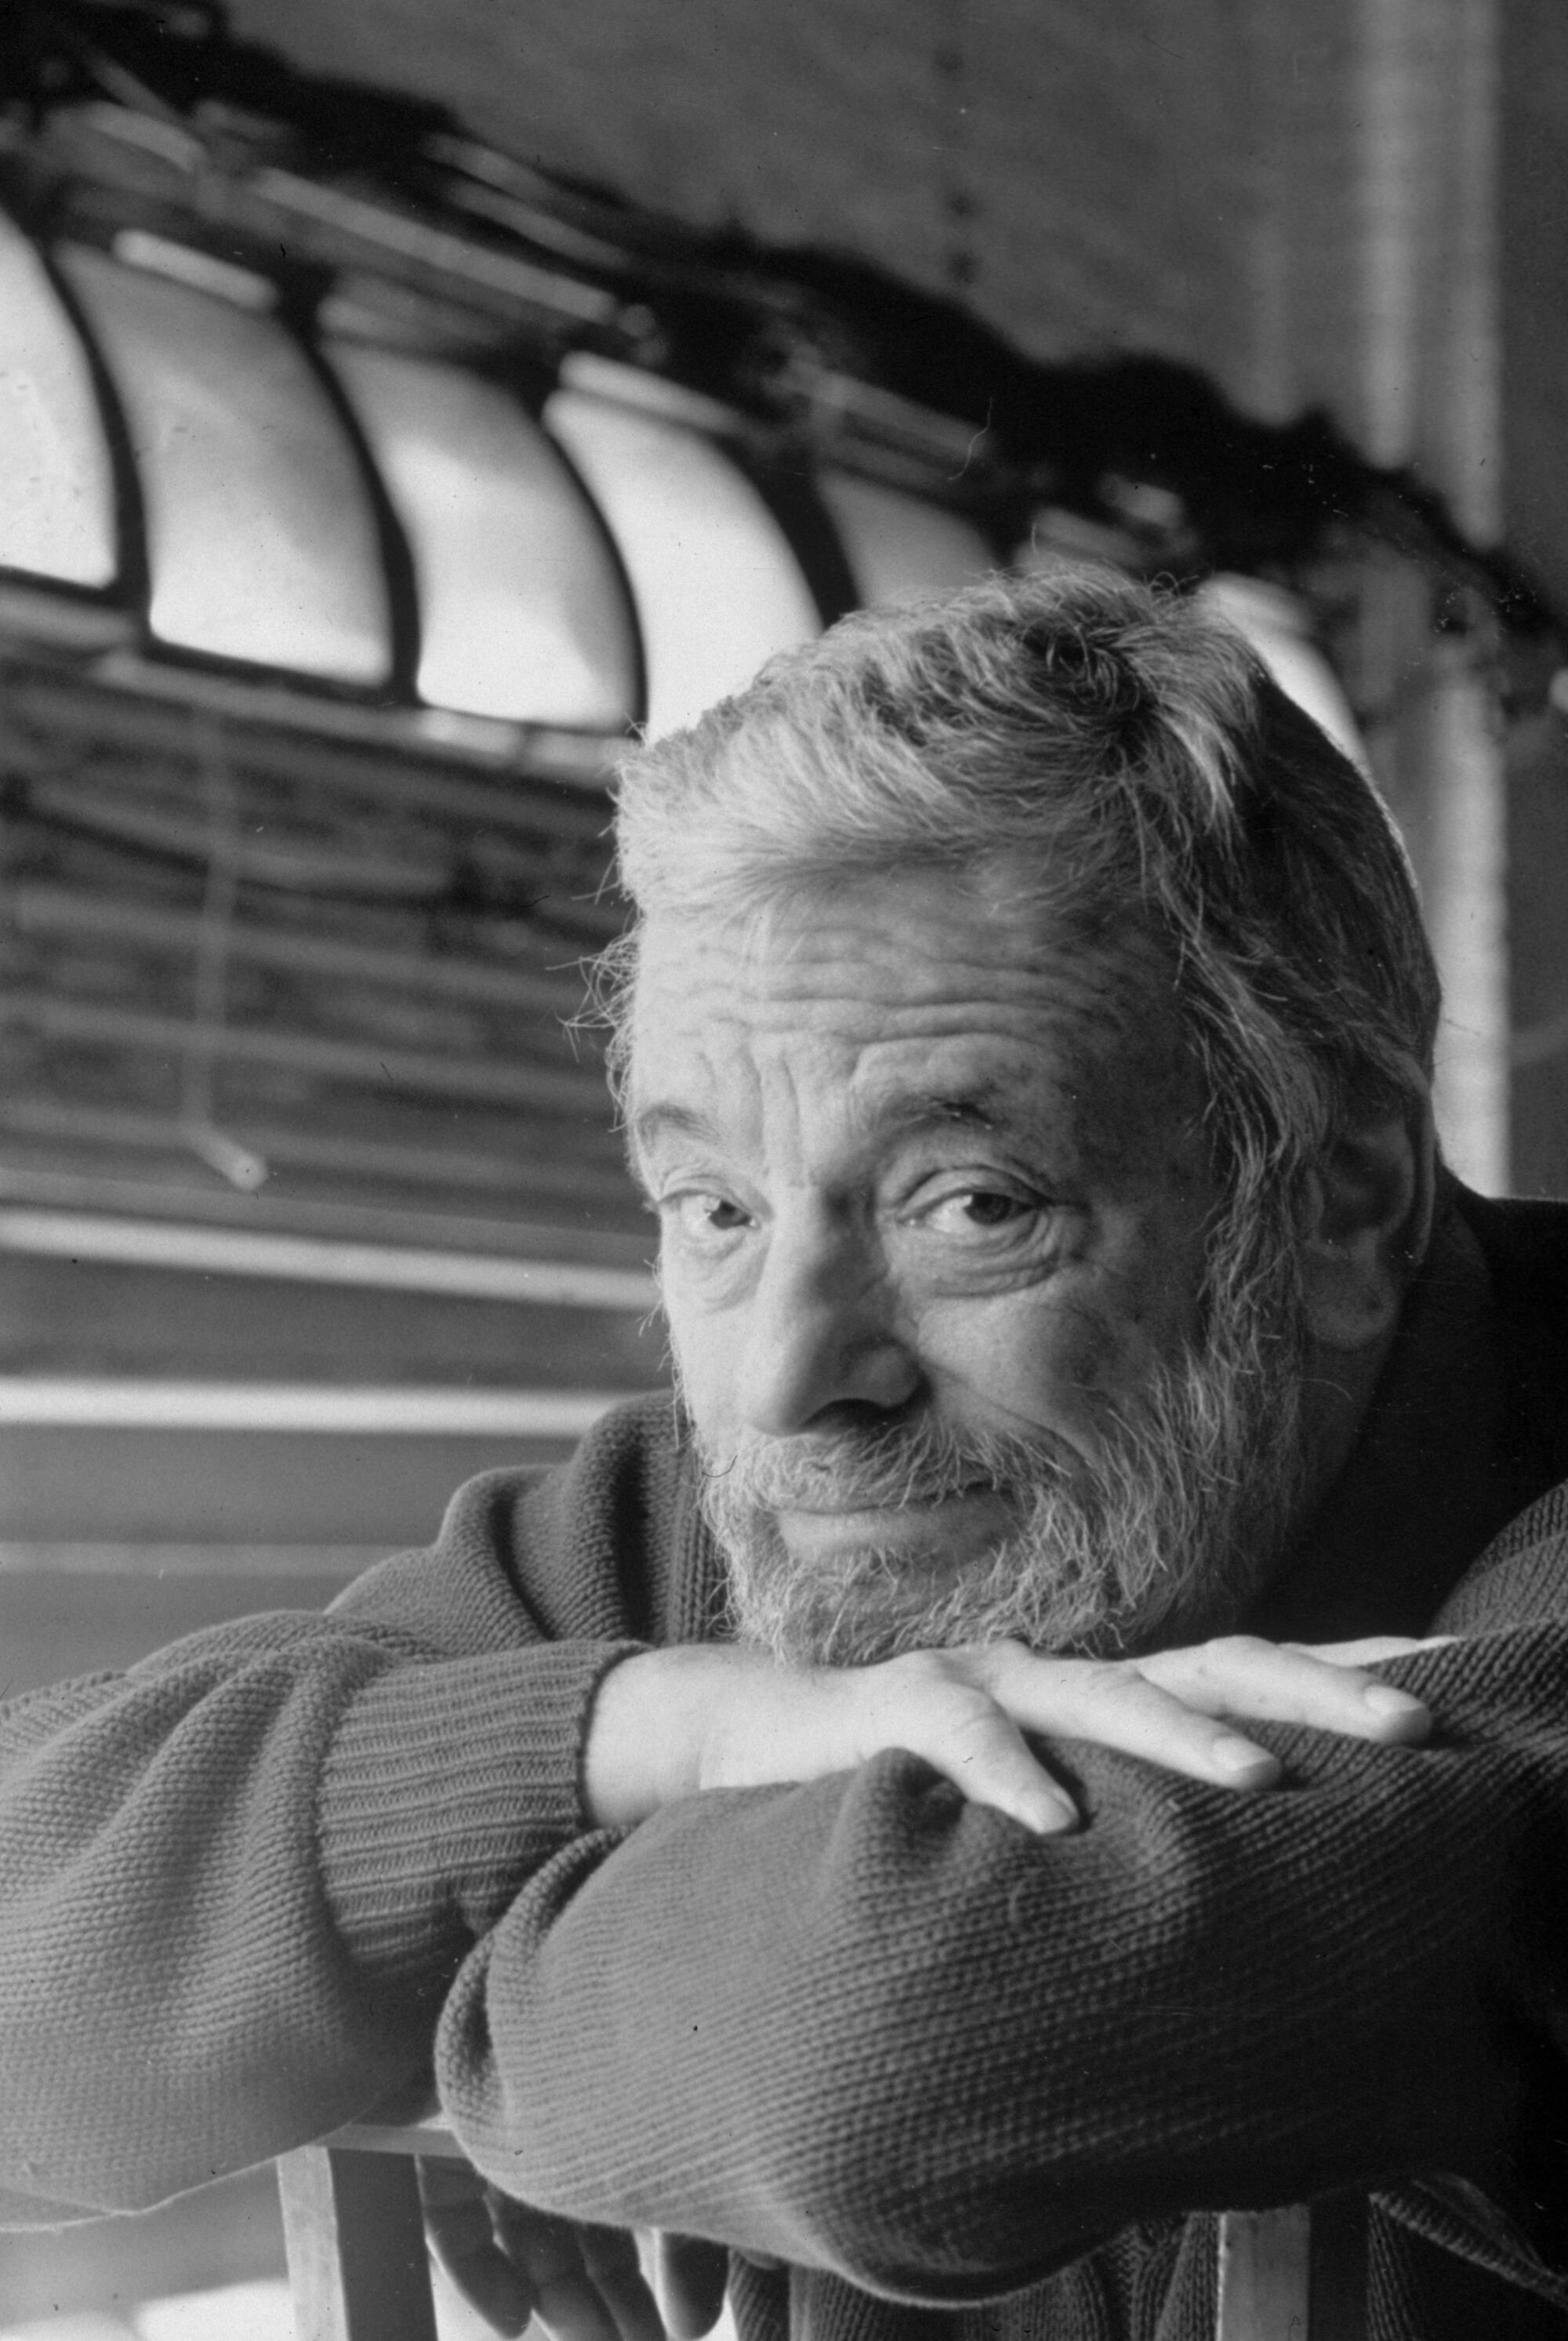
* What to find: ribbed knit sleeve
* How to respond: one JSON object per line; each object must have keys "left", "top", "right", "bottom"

{"left": 0, "top": 1396, "right": 688, "bottom": 2222}
{"left": 316, "top": 1639, "right": 637, "bottom": 1985}
{"left": 434, "top": 1606, "right": 1568, "bottom": 2306}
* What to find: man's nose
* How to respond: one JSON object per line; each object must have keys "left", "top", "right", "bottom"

{"left": 734, "top": 1217, "right": 920, "bottom": 1435}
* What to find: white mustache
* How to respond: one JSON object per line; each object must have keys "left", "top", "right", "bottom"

{"left": 701, "top": 1421, "right": 1067, "bottom": 1516}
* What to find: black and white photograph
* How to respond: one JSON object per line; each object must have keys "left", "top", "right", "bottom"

{"left": 0, "top": 4, "right": 1565, "bottom": 2336}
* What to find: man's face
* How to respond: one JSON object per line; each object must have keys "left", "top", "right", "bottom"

{"left": 628, "top": 866, "right": 1305, "bottom": 1660}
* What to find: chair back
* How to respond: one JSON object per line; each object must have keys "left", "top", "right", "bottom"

{"left": 278, "top": 2129, "right": 1366, "bottom": 2341}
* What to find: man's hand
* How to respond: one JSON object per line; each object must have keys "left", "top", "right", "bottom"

{"left": 419, "top": 2158, "right": 729, "bottom": 2341}
{"left": 585, "top": 1632, "right": 1440, "bottom": 1835}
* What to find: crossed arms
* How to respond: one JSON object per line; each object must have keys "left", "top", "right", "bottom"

{"left": 0, "top": 1416, "right": 1564, "bottom": 2316}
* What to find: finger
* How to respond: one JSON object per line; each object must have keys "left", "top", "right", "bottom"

{"left": 419, "top": 2161, "right": 536, "bottom": 2338}
{"left": 488, "top": 2201, "right": 630, "bottom": 2341}
{"left": 655, "top": 2233, "right": 730, "bottom": 2341}
{"left": 1139, "top": 1635, "right": 1432, "bottom": 1743}
{"left": 859, "top": 1660, "right": 1080, "bottom": 1834}
{"left": 1289, "top": 1634, "right": 1456, "bottom": 1666}
{"left": 983, "top": 1646, "right": 1287, "bottom": 1789}
{"left": 576, "top": 2221, "right": 669, "bottom": 2341}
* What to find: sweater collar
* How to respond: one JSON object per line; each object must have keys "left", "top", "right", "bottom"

{"left": 1243, "top": 1178, "right": 1516, "bottom": 1642}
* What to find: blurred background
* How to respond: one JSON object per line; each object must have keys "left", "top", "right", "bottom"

{"left": 1, "top": 0, "right": 1566, "bottom": 2328}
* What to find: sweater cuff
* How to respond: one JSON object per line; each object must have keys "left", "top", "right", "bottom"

{"left": 318, "top": 1639, "right": 644, "bottom": 1991}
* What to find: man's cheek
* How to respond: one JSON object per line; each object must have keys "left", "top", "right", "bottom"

{"left": 924, "top": 1290, "right": 1123, "bottom": 1451}
{"left": 662, "top": 1302, "right": 734, "bottom": 1438}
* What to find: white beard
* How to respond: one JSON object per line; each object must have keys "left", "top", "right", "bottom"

{"left": 697, "top": 1245, "right": 1309, "bottom": 1666}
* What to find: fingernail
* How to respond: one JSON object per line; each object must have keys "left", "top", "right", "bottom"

{"left": 1362, "top": 1685, "right": 1429, "bottom": 1736}
{"left": 1027, "top": 1791, "right": 1078, "bottom": 1835}
{"left": 1363, "top": 1684, "right": 1424, "bottom": 1715}
{"left": 1212, "top": 1736, "right": 1279, "bottom": 1782}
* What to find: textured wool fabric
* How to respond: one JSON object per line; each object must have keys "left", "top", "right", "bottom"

{"left": 0, "top": 1183, "right": 1566, "bottom": 2340}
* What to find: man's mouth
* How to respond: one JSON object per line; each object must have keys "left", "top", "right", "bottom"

{"left": 772, "top": 1485, "right": 1017, "bottom": 1566}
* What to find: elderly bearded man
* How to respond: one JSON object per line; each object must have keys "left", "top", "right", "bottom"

{"left": 2, "top": 571, "right": 1568, "bottom": 2341}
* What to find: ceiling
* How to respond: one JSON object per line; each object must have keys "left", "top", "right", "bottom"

{"left": 221, "top": 0, "right": 1507, "bottom": 546}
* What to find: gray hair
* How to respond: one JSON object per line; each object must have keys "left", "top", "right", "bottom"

{"left": 606, "top": 567, "right": 1439, "bottom": 1255}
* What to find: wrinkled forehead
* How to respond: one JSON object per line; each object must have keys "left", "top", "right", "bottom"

{"left": 624, "top": 868, "right": 1200, "bottom": 1172}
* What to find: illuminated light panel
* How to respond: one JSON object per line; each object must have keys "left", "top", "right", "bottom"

{"left": 545, "top": 387, "right": 820, "bottom": 737}
{"left": 0, "top": 214, "right": 115, "bottom": 586}
{"left": 59, "top": 244, "right": 390, "bottom": 684}
{"left": 1196, "top": 575, "right": 1368, "bottom": 771}
{"left": 818, "top": 470, "right": 993, "bottom": 608}
{"left": 327, "top": 341, "right": 636, "bottom": 728}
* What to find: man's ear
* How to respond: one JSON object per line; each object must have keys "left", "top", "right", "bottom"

{"left": 1298, "top": 1094, "right": 1435, "bottom": 1355}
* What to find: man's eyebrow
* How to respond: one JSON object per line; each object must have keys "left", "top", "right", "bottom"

{"left": 629, "top": 1101, "right": 718, "bottom": 1156}
{"left": 876, "top": 1087, "right": 1012, "bottom": 1135}
{"left": 630, "top": 1086, "right": 1031, "bottom": 1163}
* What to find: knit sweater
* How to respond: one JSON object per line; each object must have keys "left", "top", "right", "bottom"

{"left": 2, "top": 1182, "right": 1568, "bottom": 2341}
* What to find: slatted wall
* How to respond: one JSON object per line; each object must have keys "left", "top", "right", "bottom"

{"left": 0, "top": 659, "right": 662, "bottom": 1689}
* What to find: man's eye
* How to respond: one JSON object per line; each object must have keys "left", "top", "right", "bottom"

{"left": 920, "top": 1188, "right": 1037, "bottom": 1235}
{"left": 667, "top": 1192, "right": 753, "bottom": 1241}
